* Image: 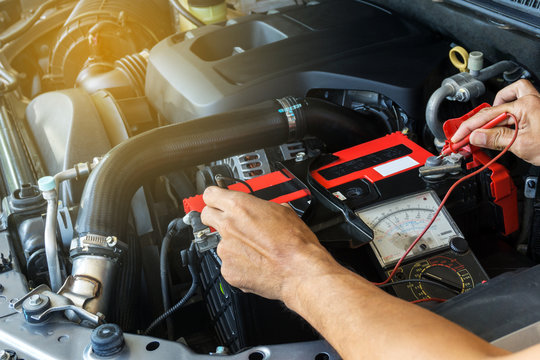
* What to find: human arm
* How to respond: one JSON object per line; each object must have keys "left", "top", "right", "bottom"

{"left": 200, "top": 186, "right": 539, "bottom": 360}
{"left": 451, "top": 80, "right": 540, "bottom": 165}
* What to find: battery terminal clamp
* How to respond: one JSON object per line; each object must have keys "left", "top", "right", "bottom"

{"left": 419, "top": 153, "right": 465, "bottom": 180}
{"left": 184, "top": 211, "right": 221, "bottom": 253}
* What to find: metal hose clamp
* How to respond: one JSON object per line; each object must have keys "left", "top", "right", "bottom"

{"left": 70, "top": 234, "right": 126, "bottom": 260}
{"left": 276, "top": 97, "right": 302, "bottom": 140}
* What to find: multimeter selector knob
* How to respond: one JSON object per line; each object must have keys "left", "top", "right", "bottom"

{"left": 450, "top": 237, "right": 469, "bottom": 254}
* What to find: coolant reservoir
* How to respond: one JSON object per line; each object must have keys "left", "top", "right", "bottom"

{"left": 189, "top": 0, "right": 227, "bottom": 24}
{"left": 178, "top": 0, "right": 226, "bottom": 30}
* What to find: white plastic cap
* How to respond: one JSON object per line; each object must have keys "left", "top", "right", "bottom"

{"left": 38, "top": 176, "right": 55, "bottom": 192}
{"left": 468, "top": 51, "right": 484, "bottom": 72}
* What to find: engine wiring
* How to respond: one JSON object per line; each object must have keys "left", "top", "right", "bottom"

{"left": 374, "top": 113, "right": 520, "bottom": 288}
{"left": 145, "top": 243, "right": 199, "bottom": 336}
{"left": 159, "top": 218, "right": 191, "bottom": 339}
{"left": 215, "top": 174, "right": 255, "bottom": 194}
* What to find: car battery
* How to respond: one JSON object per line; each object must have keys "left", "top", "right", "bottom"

{"left": 185, "top": 132, "right": 433, "bottom": 218}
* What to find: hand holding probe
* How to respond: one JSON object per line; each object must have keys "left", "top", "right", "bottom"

{"left": 439, "top": 111, "right": 509, "bottom": 158}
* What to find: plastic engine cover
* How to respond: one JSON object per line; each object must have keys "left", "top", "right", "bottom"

{"left": 145, "top": 0, "right": 448, "bottom": 124}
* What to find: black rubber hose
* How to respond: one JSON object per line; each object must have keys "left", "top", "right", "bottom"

{"left": 295, "top": 98, "right": 387, "bottom": 152}
{"left": 160, "top": 218, "right": 190, "bottom": 339}
{"left": 76, "top": 100, "right": 288, "bottom": 237}
{"left": 75, "top": 97, "right": 385, "bottom": 238}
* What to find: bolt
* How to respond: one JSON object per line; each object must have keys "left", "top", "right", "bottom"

{"left": 425, "top": 156, "right": 442, "bottom": 168}
{"left": 454, "top": 88, "right": 471, "bottom": 102}
{"left": 527, "top": 180, "right": 536, "bottom": 189}
{"left": 295, "top": 152, "right": 306, "bottom": 162}
{"left": 28, "top": 294, "right": 42, "bottom": 306}
{"left": 96, "top": 312, "right": 106, "bottom": 323}
{"left": 22, "top": 294, "right": 50, "bottom": 324}
{"left": 106, "top": 236, "right": 117, "bottom": 247}
{"left": 91, "top": 323, "right": 124, "bottom": 357}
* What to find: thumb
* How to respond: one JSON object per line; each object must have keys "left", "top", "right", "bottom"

{"left": 469, "top": 128, "right": 515, "bottom": 151}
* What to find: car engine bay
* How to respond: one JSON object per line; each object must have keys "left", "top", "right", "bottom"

{"left": 0, "top": 0, "right": 538, "bottom": 359}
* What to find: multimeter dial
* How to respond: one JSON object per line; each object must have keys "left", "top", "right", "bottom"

{"left": 406, "top": 255, "right": 475, "bottom": 299}
{"left": 356, "top": 191, "right": 463, "bottom": 268}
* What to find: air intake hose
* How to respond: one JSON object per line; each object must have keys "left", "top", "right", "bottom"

{"left": 76, "top": 97, "right": 385, "bottom": 238}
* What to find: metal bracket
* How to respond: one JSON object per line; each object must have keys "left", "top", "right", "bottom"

{"left": 10, "top": 283, "right": 103, "bottom": 326}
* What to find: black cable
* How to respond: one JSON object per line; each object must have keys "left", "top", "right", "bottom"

{"left": 169, "top": 0, "right": 205, "bottom": 27}
{"left": 377, "top": 278, "right": 461, "bottom": 295}
{"left": 160, "top": 218, "right": 190, "bottom": 339}
{"left": 145, "top": 245, "right": 199, "bottom": 336}
{"left": 215, "top": 174, "right": 254, "bottom": 194}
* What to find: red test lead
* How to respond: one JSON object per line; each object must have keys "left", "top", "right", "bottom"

{"left": 440, "top": 111, "right": 509, "bottom": 157}
{"left": 439, "top": 103, "right": 510, "bottom": 157}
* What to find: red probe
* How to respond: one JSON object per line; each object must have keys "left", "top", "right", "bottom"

{"left": 440, "top": 112, "right": 509, "bottom": 157}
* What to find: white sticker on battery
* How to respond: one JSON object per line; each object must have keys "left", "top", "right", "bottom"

{"left": 332, "top": 191, "right": 347, "bottom": 200}
{"left": 373, "top": 156, "right": 419, "bottom": 177}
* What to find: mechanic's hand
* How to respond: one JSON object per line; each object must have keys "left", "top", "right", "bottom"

{"left": 450, "top": 79, "right": 540, "bottom": 165}
{"left": 200, "top": 186, "right": 341, "bottom": 304}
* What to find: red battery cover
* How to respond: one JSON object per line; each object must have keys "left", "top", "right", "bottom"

{"left": 184, "top": 132, "right": 432, "bottom": 214}
{"left": 183, "top": 170, "right": 311, "bottom": 214}
{"left": 311, "top": 132, "right": 433, "bottom": 189}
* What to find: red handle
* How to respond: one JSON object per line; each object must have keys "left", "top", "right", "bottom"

{"left": 442, "top": 112, "right": 508, "bottom": 156}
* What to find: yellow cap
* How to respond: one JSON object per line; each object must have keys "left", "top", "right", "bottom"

{"left": 449, "top": 46, "right": 469, "bottom": 73}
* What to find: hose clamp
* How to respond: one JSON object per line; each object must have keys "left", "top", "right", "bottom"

{"left": 70, "top": 234, "right": 126, "bottom": 260}
{"left": 276, "top": 97, "right": 302, "bottom": 140}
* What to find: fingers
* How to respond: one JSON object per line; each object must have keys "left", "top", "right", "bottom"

{"left": 202, "top": 186, "right": 229, "bottom": 210}
{"left": 200, "top": 205, "right": 224, "bottom": 228}
{"left": 450, "top": 80, "right": 538, "bottom": 143}
{"left": 451, "top": 103, "right": 513, "bottom": 143}
{"left": 469, "top": 127, "right": 517, "bottom": 151}
{"left": 203, "top": 185, "right": 255, "bottom": 211}
{"left": 493, "top": 79, "right": 539, "bottom": 106}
